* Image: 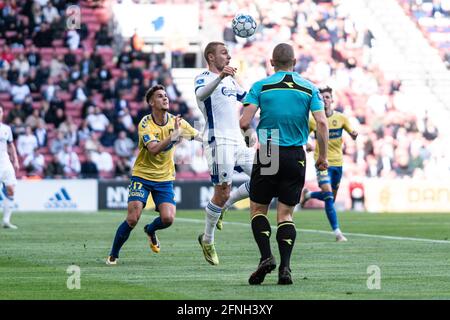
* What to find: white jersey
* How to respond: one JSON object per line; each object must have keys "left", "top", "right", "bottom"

{"left": 0, "top": 123, "right": 16, "bottom": 187}
{"left": 0, "top": 123, "right": 13, "bottom": 165}
{"left": 194, "top": 71, "right": 247, "bottom": 146}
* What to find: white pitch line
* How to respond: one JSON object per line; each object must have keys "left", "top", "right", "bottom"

{"left": 173, "top": 216, "right": 450, "bottom": 245}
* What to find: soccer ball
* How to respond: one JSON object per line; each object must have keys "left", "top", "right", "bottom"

{"left": 232, "top": 14, "right": 257, "bottom": 38}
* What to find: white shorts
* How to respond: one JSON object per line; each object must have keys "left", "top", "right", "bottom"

{"left": 204, "top": 143, "right": 255, "bottom": 185}
{"left": 0, "top": 161, "right": 17, "bottom": 187}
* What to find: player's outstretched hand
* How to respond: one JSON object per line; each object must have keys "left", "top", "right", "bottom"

{"left": 315, "top": 157, "right": 328, "bottom": 171}
{"left": 170, "top": 115, "right": 182, "bottom": 142}
{"left": 220, "top": 66, "right": 237, "bottom": 79}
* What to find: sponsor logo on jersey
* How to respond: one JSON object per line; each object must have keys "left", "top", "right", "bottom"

{"left": 221, "top": 87, "right": 237, "bottom": 97}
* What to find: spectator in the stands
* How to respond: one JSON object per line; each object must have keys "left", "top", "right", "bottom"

{"left": 33, "top": 22, "right": 53, "bottom": 47}
{"left": 114, "top": 130, "right": 134, "bottom": 158}
{"left": 128, "top": 59, "right": 143, "bottom": 85}
{"left": 116, "top": 108, "right": 133, "bottom": 132}
{"left": 25, "top": 107, "right": 45, "bottom": 130}
{"left": 79, "top": 51, "right": 95, "bottom": 77}
{"left": 86, "top": 72, "right": 102, "bottom": 93}
{"left": 77, "top": 119, "right": 91, "bottom": 146}
{"left": 91, "top": 144, "right": 113, "bottom": 173}
{"left": 26, "top": 68, "right": 40, "bottom": 93}
{"left": 26, "top": 45, "right": 41, "bottom": 67}
{"left": 86, "top": 105, "right": 109, "bottom": 132}
{"left": 44, "top": 153, "right": 65, "bottom": 179}
{"left": 11, "top": 76, "right": 30, "bottom": 104}
{"left": 12, "top": 53, "right": 30, "bottom": 77}
{"left": 73, "top": 79, "right": 88, "bottom": 102}
{"left": 0, "top": 70, "right": 11, "bottom": 92}
{"left": 34, "top": 119, "right": 48, "bottom": 148}
{"left": 99, "top": 123, "right": 117, "bottom": 148}
{"left": 57, "top": 143, "right": 81, "bottom": 177}
{"left": 42, "top": 77, "right": 60, "bottom": 101}
{"left": 64, "top": 48, "right": 77, "bottom": 68}
{"left": 6, "top": 102, "right": 27, "bottom": 123}
{"left": 117, "top": 46, "right": 133, "bottom": 69}
{"left": 50, "top": 54, "right": 67, "bottom": 78}
{"left": 66, "top": 29, "right": 80, "bottom": 50}
{"left": 95, "top": 23, "right": 113, "bottom": 47}
{"left": 102, "top": 78, "right": 117, "bottom": 100}
{"left": 58, "top": 115, "right": 78, "bottom": 146}
{"left": 10, "top": 116, "right": 26, "bottom": 139}
{"left": 114, "top": 91, "right": 129, "bottom": 114}
{"left": 50, "top": 130, "right": 70, "bottom": 154}
{"left": 115, "top": 69, "right": 132, "bottom": 92}
{"left": 17, "top": 125, "right": 38, "bottom": 157}
{"left": 42, "top": 1, "right": 59, "bottom": 23}
{"left": 80, "top": 151, "right": 99, "bottom": 179}
{"left": 23, "top": 148, "right": 45, "bottom": 177}
{"left": 102, "top": 99, "right": 116, "bottom": 123}
{"left": 46, "top": 106, "right": 66, "bottom": 128}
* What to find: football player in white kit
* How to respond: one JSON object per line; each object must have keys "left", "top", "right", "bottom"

{"left": 0, "top": 104, "right": 20, "bottom": 229}
{"left": 195, "top": 42, "right": 255, "bottom": 265}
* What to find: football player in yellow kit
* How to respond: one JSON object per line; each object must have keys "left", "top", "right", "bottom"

{"left": 107, "top": 85, "right": 200, "bottom": 264}
{"left": 301, "top": 86, "right": 358, "bottom": 242}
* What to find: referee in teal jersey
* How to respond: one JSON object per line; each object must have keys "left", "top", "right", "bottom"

{"left": 240, "top": 43, "right": 329, "bottom": 285}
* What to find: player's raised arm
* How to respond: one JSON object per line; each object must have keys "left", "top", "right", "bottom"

{"left": 145, "top": 116, "right": 181, "bottom": 156}
{"left": 179, "top": 117, "right": 203, "bottom": 142}
{"left": 195, "top": 66, "right": 236, "bottom": 101}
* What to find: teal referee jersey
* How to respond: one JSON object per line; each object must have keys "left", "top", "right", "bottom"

{"left": 243, "top": 71, "right": 324, "bottom": 147}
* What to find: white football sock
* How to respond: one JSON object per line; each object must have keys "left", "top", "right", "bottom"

{"left": 333, "top": 228, "right": 342, "bottom": 236}
{"left": 224, "top": 181, "right": 250, "bottom": 210}
{"left": 203, "top": 201, "right": 222, "bottom": 244}
{"left": 3, "top": 195, "right": 14, "bottom": 224}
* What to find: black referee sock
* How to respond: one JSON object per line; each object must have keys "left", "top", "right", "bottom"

{"left": 251, "top": 214, "right": 272, "bottom": 261}
{"left": 276, "top": 222, "right": 297, "bottom": 270}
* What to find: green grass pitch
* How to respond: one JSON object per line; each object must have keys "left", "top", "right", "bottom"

{"left": 1, "top": 210, "right": 450, "bottom": 299}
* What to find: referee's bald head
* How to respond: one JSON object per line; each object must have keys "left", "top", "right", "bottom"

{"left": 271, "top": 43, "right": 296, "bottom": 70}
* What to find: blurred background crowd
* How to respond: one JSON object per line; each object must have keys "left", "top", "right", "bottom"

{"left": 0, "top": 0, "right": 448, "bottom": 182}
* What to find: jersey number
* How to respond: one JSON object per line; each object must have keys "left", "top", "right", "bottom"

{"left": 131, "top": 182, "right": 143, "bottom": 190}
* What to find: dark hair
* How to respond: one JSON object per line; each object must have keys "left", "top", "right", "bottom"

{"left": 204, "top": 41, "right": 225, "bottom": 64}
{"left": 319, "top": 86, "right": 333, "bottom": 95}
{"left": 144, "top": 85, "right": 165, "bottom": 105}
{"left": 272, "top": 43, "right": 295, "bottom": 69}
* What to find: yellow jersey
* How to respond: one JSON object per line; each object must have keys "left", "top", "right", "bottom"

{"left": 132, "top": 113, "right": 198, "bottom": 181}
{"left": 309, "top": 111, "right": 354, "bottom": 167}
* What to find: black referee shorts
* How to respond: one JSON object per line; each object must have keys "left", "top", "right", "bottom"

{"left": 250, "top": 145, "right": 306, "bottom": 206}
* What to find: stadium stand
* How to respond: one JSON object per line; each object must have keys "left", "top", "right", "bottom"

{"left": 0, "top": 0, "right": 448, "bottom": 182}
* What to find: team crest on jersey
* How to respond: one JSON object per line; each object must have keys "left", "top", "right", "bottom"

{"left": 196, "top": 78, "right": 205, "bottom": 85}
{"left": 332, "top": 120, "right": 338, "bottom": 126}
{"left": 221, "top": 87, "right": 237, "bottom": 97}
{"left": 143, "top": 134, "right": 151, "bottom": 143}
